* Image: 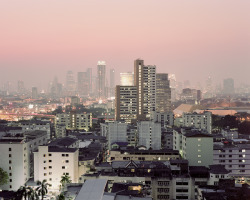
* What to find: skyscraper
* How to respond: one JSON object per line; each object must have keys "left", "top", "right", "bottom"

{"left": 32, "top": 87, "right": 38, "bottom": 99}
{"left": 17, "top": 80, "right": 25, "bottom": 94}
{"left": 223, "top": 78, "right": 234, "bottom": 95}
{"left": 156, "top": 73, "right": 171, "bottom": 112}
{"left": 66, "top": 71, "right": 75, "bottom": 95}
{"left": 110, "top": 68, "right": 115, "bottom": 98}
{"left": 134, "top": 59, "right": 156, "bottom": 120}
{"left": 115, "top": 85, "right": 137, "bottom": 122}
{"left": 97, "top": 61, "right": 106, "bottom": 100}
{"left": 86, "top": 68, "right": 92, "bottom": 95}
{"left": 77, "top": 72, "right": 87, "bottom": 96}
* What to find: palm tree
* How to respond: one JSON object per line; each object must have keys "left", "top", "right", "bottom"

{"left": 27, "top": 186, "right": 39, "bottom": 200}
{"left": 36, "top": 179, "right": 51, "bottom": 200}
{"left": 17, "top": 184, "right": 29, "bottom": 200}
{"left": 60, "top": 174, "right": 71, "bottom": 192}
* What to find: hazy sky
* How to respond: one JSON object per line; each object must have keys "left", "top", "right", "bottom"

{"left": 0, "top": 0, "right": 249, "bottom": 90}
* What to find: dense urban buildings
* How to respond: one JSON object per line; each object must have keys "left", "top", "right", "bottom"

{"left": 1, "top": 58, "right": 250, "bottom": 200}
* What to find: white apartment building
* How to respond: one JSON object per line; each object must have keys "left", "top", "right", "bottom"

{"left": 34, "top": 146, "right": 79, "bottom": 190}
{"left": 173, "top": 128, "right": 213, "bottom": 167}
{"left": 19, "top": 120, "right": 51, "bottom": 139}
{"left": 137, "top": 121, "right": 161, "bottom": 150}
{"left": 183, "top": 111, "right": 212, "bottom": 134}
{"left": 213, "top": 143, "right": 250, "bottom": 178}
{"left": 0, "top": 131, "right": 48, "bottom": 191}
{"left": 150, "top": 111, "right": 174, "bottom": 128}
{"left": 100, "top": 121, "right": 128, "bottom": 150}
{"left": 55, "top": 112, "right": 92, "bottom": 137}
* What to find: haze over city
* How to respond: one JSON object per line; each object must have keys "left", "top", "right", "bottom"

{"left": 1, "top": 0, "right": 250, "bottom": 89}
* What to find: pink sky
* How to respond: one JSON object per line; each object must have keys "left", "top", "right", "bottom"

{"left": 0, "top": 0, "right": 249, "bottom": 89}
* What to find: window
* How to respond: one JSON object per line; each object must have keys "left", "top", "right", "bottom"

{"left": 9, "top": 179, "right": 12, "bottom": 182}
{"left": 43, "top": 161, "right": 46, "bottom": 163}
{"left": 62, "top": 154, "right": 65, "bottom": 157}
{"left": 9, "top": 154, "right": 11, "bottom": 158}
{"left": 49, "top": 172, "right": 52, "bottom": 175}
{"left": 9, "top": 160, "right": 12, "bottom": 164}
{"left": 229, "top": 155, "right": 232, "bottom": 157}
{"left": 215, "top": 175, "right": 219, "bottom": 178}
{"left": 9, "top": 167, "right": 12, "bottom": 170}
{"left": 9, "top": 148, "right": 12, "bottom": 151}
{"left": 49, "top": 166, "right": 52, "bottom": 169}
{"left": 10, "top": 185, "right": 12, "bottom": 189}
{"left": 44, "top": 173, "right": 47, "bottom": 176}
{"left": 66, "top": 160, "right": 69, "bottom": 163}
{"left": 49, "top": 154, "right": 52, "bottom": 156}
{"left": 198, "top": 155, "right": 201, "bottom": 157}
{"left": 49, "top": 160, "right": 52, "bottom": 163}
{"left": 49, "top": 178, "right": 52, "bottom": 181}
{"left": 9, "top": 173, "right": 12, "bottom": 176}
{"left": 198, "top": 161, "right": 201, "bottom": 163}
{"left": 62, "top": 166, "right": 65, "bottom": 169}
{"left": 66, "top": 154, "right": 69, "bottom": 157}
{"left": 43, "top": 154, "right": 46, "bottom": 157}
{"left": 44, "top": 167, "right": 47, "bottom": 170}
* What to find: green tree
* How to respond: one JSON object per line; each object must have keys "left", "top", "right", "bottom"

{"left": 36, "top": 180, "right": 51, "bottom": 200}
{"left": 60, "top": 174, "right": 71, "bottom": 192}
{"left": 56, "top": 193, "right": 65, "bottom": 200}
{"left": 0, "top": 168, "right": 9, "bottom": 186}
{"left": 238, "top": 121, "right": 250, "bottom": 135}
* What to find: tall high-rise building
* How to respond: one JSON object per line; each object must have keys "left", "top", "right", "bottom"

{"left": 120, "top": 72, "right": 134, "bottom": 86}
{"left": 77, "top": 72, "right": 87, "bottom": 96}
{"left": 66, "top": 71, "right": 75, "bottom": 95}
{"left": 115, "top": 85, "right": 137, "bottom": 123}
{"left": 17, "top": 80, "right": 25, "bottom": 94}
{"left": 156, "top": 73, "right": 171, "bottom": 112}
{"left": 32, "top": 87, "right": 38, "bottom": 99}
{"left": 97, "top": 61, "right": 106, "bottom": 100}
{"left": 110, "top": 68, "right": 115, "bottom": 98}
{"left": 86, "top": 68, "right": 92, "bottom": 95}
{"left": 223, "top": 78, "right": 234, "bottom": 95}
{"left": 134, "top": 59, "right": 156, "bottom": 120}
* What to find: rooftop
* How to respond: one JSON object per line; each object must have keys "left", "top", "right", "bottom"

{"left": 209, "top": 165, "right": 229, "bottom": 174}
{"left": 48, "top": 137, "right": 78, "bottom": 147}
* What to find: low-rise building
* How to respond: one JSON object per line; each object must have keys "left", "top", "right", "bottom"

{"left": 174, "top": 128, "right": 213, "bottom": 167}
{"left": 137, "top": 121, "right": 161, "bottom": 150}
{"left": 182, "top": 111, "right": 212, "bottom": 134}
{"left": 0, "top": 131, "right": 48, "bottom": 191}
{"left": 108, "top": 148, "right": 180, "bottom": 162}
{"left": 213, "top": 142, "right": 250, "bottom": 178}
{"left": 55, "top": 112, "right": 92, "bottom": 137}
{"left": 34, "top": 146, "right": 79, "bottom": 190}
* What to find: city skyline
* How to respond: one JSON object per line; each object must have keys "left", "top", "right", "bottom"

{"left": 0, "top": 0, "right": 249, "bottom": 88}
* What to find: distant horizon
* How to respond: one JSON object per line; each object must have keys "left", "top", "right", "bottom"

{"left": 1, "top": 0, "right": 249, "bottom": 89}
